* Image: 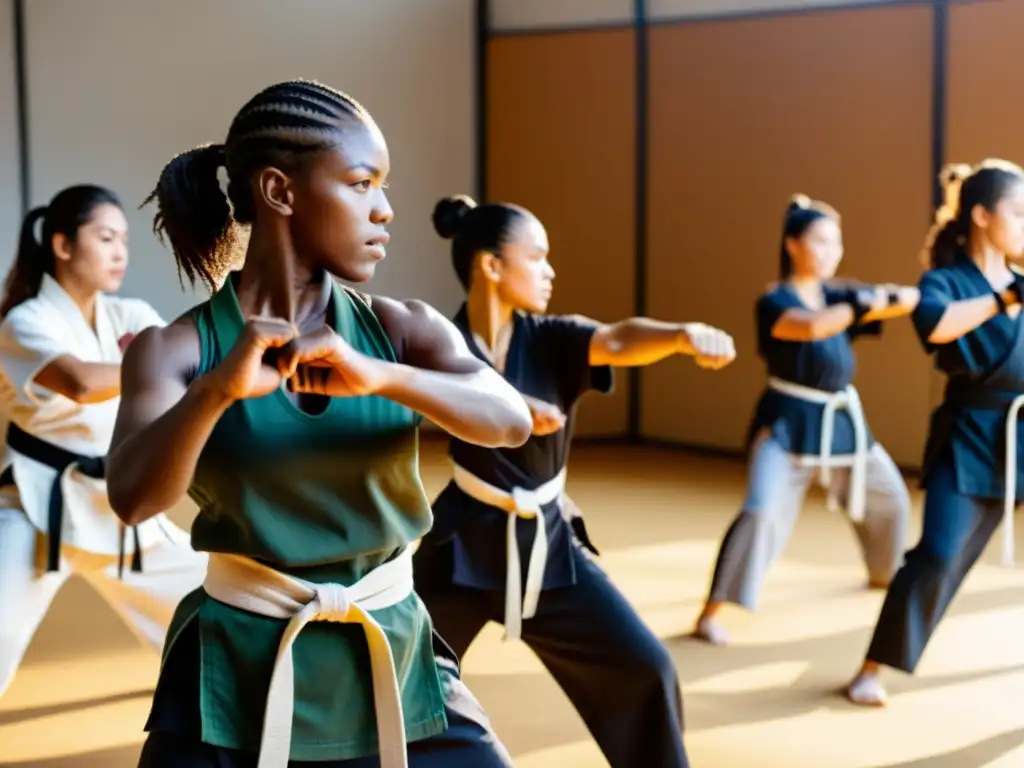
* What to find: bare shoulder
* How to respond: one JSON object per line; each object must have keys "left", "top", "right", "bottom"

{"left": 123, "top": 312, "right": 202, "bottom": 386}
{"left": 368, "top": 295, "right": 452, "bottom": 348}
{"left": 369, "top": 295, "right": 443, "bottom": 326}
{"left": 367, "top": 295, "right": 477, "bottom": 371}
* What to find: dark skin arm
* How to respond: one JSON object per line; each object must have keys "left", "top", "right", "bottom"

{"left": 107, "top": 319, "right": 231, "bottom": 524}
{"left": 359, "top": 296, "right": 533, "bottom": 447}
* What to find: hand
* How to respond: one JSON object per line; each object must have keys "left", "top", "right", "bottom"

{"left": 854, "top": 285, "right": 890, "bottom": 313}
{"left": 679, "top": 323, "right": 736, "bottom": 370}
{"left": 118, "top": 332, "right": 136, "bottom": 354}
{"left": 1001, "top": 277, "right": 1024, "bottom": 308}
{"left": 280, "top": 326, "right": 390, "bottom": 398}
{"left": 522, "top": 395, "right": 566, "bottom": 436}
{"left": 205, "top": 317, "right": 298, "bottom": 401}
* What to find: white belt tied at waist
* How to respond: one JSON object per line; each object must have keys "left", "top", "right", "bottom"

{"left": 451, "top": 463, "right": 566, "bottom": 642}
{"left": 1000, "top": 394, "right": 1024, "bottom": 566}
{"left": 767, "top": 377, "right": 869, "bottom": 522}
{"left": 202, "top": 547, "right": 414, "bottom": 768}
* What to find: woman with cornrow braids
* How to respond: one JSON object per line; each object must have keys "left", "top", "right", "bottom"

{"left": 107, "top": 79, "right": 531, "bottom": 767}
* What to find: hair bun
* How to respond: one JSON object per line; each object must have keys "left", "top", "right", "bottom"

{"left": 939, "top": 163, "right": 971, "bottom": 189}
{"left": 787, "top": 194, "right": 812, "bottom": 212}
{"left": 432, "top": 195, "right": 476, "bottom": 240}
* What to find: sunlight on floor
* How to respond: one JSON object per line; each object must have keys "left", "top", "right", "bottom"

{"left": 2, "top": 442, "right": 1023, "bottom": 767}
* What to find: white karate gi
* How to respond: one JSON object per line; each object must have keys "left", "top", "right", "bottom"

{"left": 0, "top": 275, "right": 206, "bottom": 698}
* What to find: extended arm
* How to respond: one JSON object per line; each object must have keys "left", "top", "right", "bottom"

{"left": 588, "top": 317, "right": 735, "bottom": 368}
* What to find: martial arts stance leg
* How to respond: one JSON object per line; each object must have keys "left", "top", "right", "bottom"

{"left": 695, "top": 435, "right": 815, "bottom": 645}
{"left": 417, "top": 543, "right": 688, "bottom": 768}
{"left": 82, "top": 521, "right": 207, "bottom": 651}
{"left": 835, "top": 443, "right": 911, "bottom": 589}
{"left": 847, "top": 453, "right": 1001, "bottom": 706}
{"left": 0, "top": 507, "right": 70, "bottom": 698}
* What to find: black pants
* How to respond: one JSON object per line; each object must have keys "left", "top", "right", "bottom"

{"left": 865, "top": 452, "right": 1003, "bottom": 672}
{"left": 138, "top": 617, "right": 513, "bottom": 767}
{"left": 415, "top": 542, "right": 690, "bottom": 768}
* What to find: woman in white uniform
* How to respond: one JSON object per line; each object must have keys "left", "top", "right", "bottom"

{"left": 0, "top": 184, "right": 207, "bottom": 698}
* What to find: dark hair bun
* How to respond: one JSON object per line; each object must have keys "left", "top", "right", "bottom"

{"left": 432, "top": 195, "right": 477, "bottom": 240}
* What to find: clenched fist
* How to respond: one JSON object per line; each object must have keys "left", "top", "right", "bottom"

{"left": 522, "top": 395, "right": 566, "bottom": 436}
{"left": 679, "top": 323, "right": 736, "bottom": 370}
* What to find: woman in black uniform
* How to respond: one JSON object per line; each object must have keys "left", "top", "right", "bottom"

{"left": 848, "top": 160, "right": 1024, "bottom": 706}
{"left": 413, "top": 194, "right": 736, "bottom": 768}
{"left": 693, "top": 195, "right": 919, "bottom": 646}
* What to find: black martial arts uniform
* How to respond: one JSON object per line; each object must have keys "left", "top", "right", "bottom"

{"left": 414, "top": 306, "right": 689, "bottom": 768}
{"left": 866, "top": 253, "right": 1024, "bottom": 672}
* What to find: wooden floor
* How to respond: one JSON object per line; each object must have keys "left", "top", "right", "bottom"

{"left": 2, "top": 440, "right": 1024, "bottom": 767}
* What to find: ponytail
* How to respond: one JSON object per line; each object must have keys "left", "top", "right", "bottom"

{"left": 0, "top": 206, "right": 50, "bottom": 318}
{"left": 922, "top": 163, "right": 971, "bottom": 270}
{"left": 143, "top": 142, "right": 237, "bottom": 293}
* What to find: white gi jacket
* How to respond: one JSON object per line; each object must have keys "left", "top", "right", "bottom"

{"left": 0, "top": 274, "right": 177, "bottom": 556}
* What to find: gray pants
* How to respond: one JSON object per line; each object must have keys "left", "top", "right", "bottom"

{"left": 707, "top": 435, "right": 911, "bottom": 610}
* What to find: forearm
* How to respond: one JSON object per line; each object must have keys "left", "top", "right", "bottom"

{"left": 773, "top": 304, "right": 857, "bottom": 342}
{"left": 376, "top": 365, "right": 532, "bottom": 448}
{"left": 591, "top": 318, "right": 685, "bottom": 366}
{"left": 38, "top": 361, "right": 122, "bottom": 404}
{"left": 861, "top": 286, "right": 920, "bottom": 323}
{"left": 108, "top": 375, "right": 234, "bottom": 525}
{"left": 927, "top": 294, "right": 1003, "bottom": 345}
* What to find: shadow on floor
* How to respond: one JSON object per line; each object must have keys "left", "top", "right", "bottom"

{"left": 0, "top": 744, "right": 142, "bottom": 767}
{"left": 0, "top": 689, "right": 152, "bottom": 727}
{"left": 868, "top": 726, "right": 1024, "bottom": 768}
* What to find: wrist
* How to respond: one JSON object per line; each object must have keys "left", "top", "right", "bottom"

{"left": 368, "top": 359, "right": 409, "bottom": 397}
{"left": 676, "top": 324, "right": 696, "bottom": 355}
{"left": 189, "top": 371, "right": 237, "bottom": 413}
{"left": 847, "top": 294, "right": 872, "bottom": 323}
{"left": 1006, "top": 280, "right": 1024, "bottom": 307}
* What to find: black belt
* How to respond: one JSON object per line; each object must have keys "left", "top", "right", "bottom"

{"left": 944, "top": 380, "right": 1024, "bottom": 412}
{"left": 1, "top": 423, "right": 142, "bottom": 578}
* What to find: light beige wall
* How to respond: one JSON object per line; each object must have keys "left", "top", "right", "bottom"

{"left": 649, "top": 0, "right": 903, "bottom": 21}
{"left": 489, "top": 0, "right": 632, "bottom": 31}
{"left": 0, "top": 0, "right": 20, "bottom": 262}
{"left": 23, "top": 0, "right": 476, "bottom": 320}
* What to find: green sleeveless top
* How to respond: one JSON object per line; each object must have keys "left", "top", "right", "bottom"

{"left": 158, "top": 276, "right": 449, "bottom": 761}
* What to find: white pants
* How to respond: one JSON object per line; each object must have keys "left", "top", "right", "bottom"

{"left": 0, "top": 507, "right": 207, "bottom": 698}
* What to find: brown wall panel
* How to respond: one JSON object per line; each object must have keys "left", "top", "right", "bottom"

{"left": 643, "top": 5, "right": 934, "bottom": 467}
{"left": 487, "top": 30, "right": 636, "bottom": 437}
{"left": 945, "top": 2, "right": 1024, "bottom": 421}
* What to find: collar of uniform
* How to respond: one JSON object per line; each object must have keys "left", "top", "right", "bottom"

{"left": 37, "top": 273, "right": 117, "bottom": 358}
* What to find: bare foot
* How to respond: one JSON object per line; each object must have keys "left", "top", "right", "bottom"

{"left": 845, "top": 669, "right": 888, "bottom": 707}
{"left": 692, "top": 617, "right": 731, "bottom": 646}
